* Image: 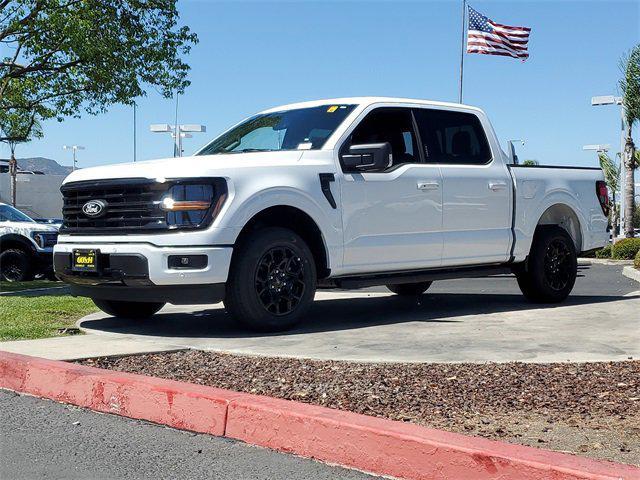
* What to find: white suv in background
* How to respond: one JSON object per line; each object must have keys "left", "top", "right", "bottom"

{"left": 0, "top": 203, "right": 59, "bottom": 281}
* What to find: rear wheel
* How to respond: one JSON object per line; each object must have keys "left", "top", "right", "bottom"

{"left": 92, "top": 299, "right": 165, "bottom": 319}
{"left": 386, "top": 281, "right": 433, "bottom": 296}
{"left": 0, "top": 248, "right": 33, "bottom": 282}
{"left": 516, "top": 226, "right": 577, "bottom": 303}
{"left": 224, "top": 227, "right": 316, "bottom": 332}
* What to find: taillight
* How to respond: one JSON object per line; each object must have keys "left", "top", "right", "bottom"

{"left": 596, "top": 181, "right": 610, "bottom": 216}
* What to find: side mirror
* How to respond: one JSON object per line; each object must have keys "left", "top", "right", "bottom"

{"left": 341, "top": 142, "right": 392, "bottom": 172}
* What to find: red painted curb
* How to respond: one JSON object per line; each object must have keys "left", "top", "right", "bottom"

{"left": 1, "top": 351, "right": 638, "bottom": 480}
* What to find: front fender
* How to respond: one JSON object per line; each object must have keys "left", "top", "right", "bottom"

{"left": 217, "top": 185, "right": 342, "bottom": 270}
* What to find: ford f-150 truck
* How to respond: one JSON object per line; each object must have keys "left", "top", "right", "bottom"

{"left": 54, "top": 97, "right": 609, "bottom": 331}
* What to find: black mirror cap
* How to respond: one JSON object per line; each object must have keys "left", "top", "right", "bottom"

{"left": 341, "top": 142, "right": 392, "bottom": 172}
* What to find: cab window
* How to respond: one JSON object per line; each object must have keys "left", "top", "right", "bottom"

{"left": 346, "top": 108, "right": 419, "bottom": 168}
{"left": 413, "top": 109, "right": 491, "bottom": 165}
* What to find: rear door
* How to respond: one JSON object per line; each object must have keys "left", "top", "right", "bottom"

{"left": 413, "top": 108, "right": 512, "bottom": 266}
{"left": 339, "top": 107, "right": 443, "bottom": 274}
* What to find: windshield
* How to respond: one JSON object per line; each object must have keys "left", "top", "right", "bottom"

{"left": 197, "top": 104, "right": 356, "bottom": 155}
{"left": 0, "top": 205, "right": 34, "bottom": 223}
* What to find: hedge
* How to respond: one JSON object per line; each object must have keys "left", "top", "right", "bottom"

{"left": 595, "top": 244, "right": 612, "bottom": 258}
{"left": 611, "top": 238, "right": 640, "bottom": 260}
{"left": 635, "top": 249, "right": 640, "bottom": 269}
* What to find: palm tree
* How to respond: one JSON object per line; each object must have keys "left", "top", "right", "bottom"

{"left": 619, "top": 45, "right": 640, "bottom": 237}
{"left": 598, "top": 152, "right": 620, "bottom": 235}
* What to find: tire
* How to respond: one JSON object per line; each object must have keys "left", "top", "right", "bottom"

{"left": 0, "top": 248, "right": 34, "bottom": 282}
{"left": 224, "top": 227, "right": 316, "bottom": 332}
{"left": 516, "top": 226, "right": 577, "bottom": 303}
{"left": 386, "top": 281, "right": 433, "bottom": 296}
{"left": 92, "top": 299, "right": 165, "bottom": 319}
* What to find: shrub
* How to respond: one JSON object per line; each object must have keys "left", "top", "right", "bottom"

{"left": 635, "top": 249, "right": 640, "bottom": 269}
{"left": 595, "top": 244, "right": 612, "bottom": 258}
{"left": 611, "top": 238, "right": 640, "bottom": 260}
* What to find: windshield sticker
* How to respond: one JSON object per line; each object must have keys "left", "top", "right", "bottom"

{"left": 297, "top": 142, "right": 313, "bottom": 150}
{"left": 327, "top": 106, "right": 339, "bottom": 113}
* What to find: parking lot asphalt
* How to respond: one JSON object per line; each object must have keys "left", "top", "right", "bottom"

{"left": 0, "top": 390, "right": 376, "bottom": 480}
{"left": 1, "top": 263, "right": 637, "bottom": 363}
{"left": 65, "top": 263, "right": 638, "bottom": 364}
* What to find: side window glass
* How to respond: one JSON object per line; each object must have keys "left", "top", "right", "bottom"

{"left": 414, "top": 109, "right": 491, "bottom": 165}
{"left": 348, "top": 108, "right": 418, "bottom": 167}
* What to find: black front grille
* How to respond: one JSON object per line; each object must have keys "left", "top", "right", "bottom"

{"left": 61, "top": 178, "right": 168, "bottom": 234}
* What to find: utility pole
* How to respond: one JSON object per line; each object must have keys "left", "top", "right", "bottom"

{"left": 9, "top": 149, "right": 17, "bottom": 207}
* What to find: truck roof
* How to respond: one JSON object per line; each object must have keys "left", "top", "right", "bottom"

{"left": 260, "top": 97, "right": 485, "bottom": 114}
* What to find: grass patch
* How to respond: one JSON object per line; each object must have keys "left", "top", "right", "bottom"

{"left": 0, "top": 294, "right": 98, "bottom": 341}
{"left": 0, "top": 280, "right": 63, "bottom": 293}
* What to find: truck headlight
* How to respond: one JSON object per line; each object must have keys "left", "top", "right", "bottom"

{"left": 31, "top": 231, "right": 57, "bottom": 248}
{"left": 160, "top": 179, "right": 227, "bottom": 229}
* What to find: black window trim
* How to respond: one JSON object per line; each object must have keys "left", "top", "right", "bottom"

{"left": 411, "top": 106, "right": 494, "bottom": 167}
{"left": 337, "top": 106, "right": 428, "bottom": 174}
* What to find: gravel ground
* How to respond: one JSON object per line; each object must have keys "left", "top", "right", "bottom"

{"left": 80, "top": 352, "right": 640, "bottom": 466}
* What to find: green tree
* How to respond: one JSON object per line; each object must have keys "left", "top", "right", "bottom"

{"left": 521, "top": 159, "right": 539, "bottom": 166}
{"left": 0, "top": 1, "right": 198, "bottom": 122}
{"left": 619, "top": 45, "right": 640, "bottom": 237}
{"left": 598, "top": 152, "right": 621, "bottom": 235}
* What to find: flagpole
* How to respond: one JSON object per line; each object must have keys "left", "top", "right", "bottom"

{"left": 458, "top": 0, "right": 466, "bottom": 103}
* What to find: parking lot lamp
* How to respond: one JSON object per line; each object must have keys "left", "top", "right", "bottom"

{"left": 62, "top": 145, "right": 85, "bottom": 171}
{"left": 150, "top": 124, "right": 206, "bottom": 157}
{"left": 591, "top": 95, "right": 625, "bottom": 226}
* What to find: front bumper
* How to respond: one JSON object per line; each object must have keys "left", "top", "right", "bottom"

{"left": 53, "top": 242, "right": 232, "bottom": 304}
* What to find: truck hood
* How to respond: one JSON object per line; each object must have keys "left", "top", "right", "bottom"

{"left": 0, "top": 221, "right": 58, "bottom": 235}
{"left": 62, "top": 151, "right": 305, "bottom": 184}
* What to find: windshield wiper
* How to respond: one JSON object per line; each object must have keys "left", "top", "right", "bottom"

{"left": 234, "top": 148, "right": 275, "bottom": 153}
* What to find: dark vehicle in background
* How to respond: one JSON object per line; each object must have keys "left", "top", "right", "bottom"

{"left": 0, "top": 203, "right": 59, "bottom": 281}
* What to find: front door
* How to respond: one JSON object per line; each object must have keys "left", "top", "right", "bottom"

{"left": 339, "top": 107, "right": 443, "bottom": 274}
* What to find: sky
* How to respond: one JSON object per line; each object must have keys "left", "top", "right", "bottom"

{"left": 2, "top": 0, "right": 639, "bottom": 170}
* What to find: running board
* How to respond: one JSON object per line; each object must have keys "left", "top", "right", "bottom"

{"left": 328, "top": 264, "right": 514, "bottom": 289}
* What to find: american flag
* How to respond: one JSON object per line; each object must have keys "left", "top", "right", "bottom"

{"left": 467, "top": 6, "right": 531, "bottom": 60}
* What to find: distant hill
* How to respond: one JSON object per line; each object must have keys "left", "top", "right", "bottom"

{"left": 16, "top": 157, "right": 73, "bottom": 175}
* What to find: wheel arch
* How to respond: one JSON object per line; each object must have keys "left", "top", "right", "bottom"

{"left": 535, "top": 203, "right": 583, "bottom": 253}
{"left": 0, "top": 234, "right": 36, "bottom": 255}
{"left": 232, "top": 205, "right": 331, "bottom": 279}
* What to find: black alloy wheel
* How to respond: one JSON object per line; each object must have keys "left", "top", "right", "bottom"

{"left": 255, "top": 246, "right": 306, "bottom": 316}
{"left": 543, "top": 239, "right": 573, "bottom": 291}
{"left": 224, "top": 227, "right": 316, "bottom": 332}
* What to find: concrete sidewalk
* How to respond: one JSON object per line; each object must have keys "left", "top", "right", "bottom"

{"left": 0, "top": 334, "right": 183, "bottom": 360}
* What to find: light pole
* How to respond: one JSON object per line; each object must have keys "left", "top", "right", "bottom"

{"left": 591, "top": 95, "right": 624, "bottom": 226}
{"left": 582, "top": 144, "right": 610, "bottom": 153}
{"left": 150, "top": 124, "right": 206, "bottom": 157}
{"left": 62, "top": 145, "right": 85, "bottom": 171}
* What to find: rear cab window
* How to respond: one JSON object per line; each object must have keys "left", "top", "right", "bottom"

{"left": 413, "top": 108, "right": 491, "bottom": 165}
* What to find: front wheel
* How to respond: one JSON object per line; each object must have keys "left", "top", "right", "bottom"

{"left": 92, "top": 299, "right": 165, "bottom": 319}
{"left": 386, "top": 281, "right": 433, "bottom": 296}
{"left": 516, "top": 226, "right": 577, "bottom": 303}
{"left": 0, "top": 248, "right": 33, "bottom": 282}
{"left": 224, "top": 227, "right": 316, "bottom": 332}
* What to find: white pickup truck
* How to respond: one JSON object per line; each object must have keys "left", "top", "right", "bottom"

{"left": 54, "top": 97, "right": 609, "bottom": 331}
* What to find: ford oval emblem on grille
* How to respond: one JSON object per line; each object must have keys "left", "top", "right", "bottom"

{"left": 82, "top": 199, "right": 107, "bottom": 218}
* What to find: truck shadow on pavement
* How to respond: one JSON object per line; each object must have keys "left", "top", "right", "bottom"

{"left": 78, "top": 288, "right": 636, "bottom": 339}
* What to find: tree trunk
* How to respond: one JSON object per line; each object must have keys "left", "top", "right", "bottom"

{"left": 611, "top": 193, "right": 619, "bottom": 237}
{"left": 9, "top": 149, "right": 17, "bottom": 207}
{"left": 623, "top": 127, "right": 636, "bottom": 238}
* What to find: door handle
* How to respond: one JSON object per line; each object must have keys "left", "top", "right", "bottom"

{"left": 417, "top": 181, "right": 439, "bottom": 190}
{"left": 488, "top": 181, "right": 507, "bottom": 191}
